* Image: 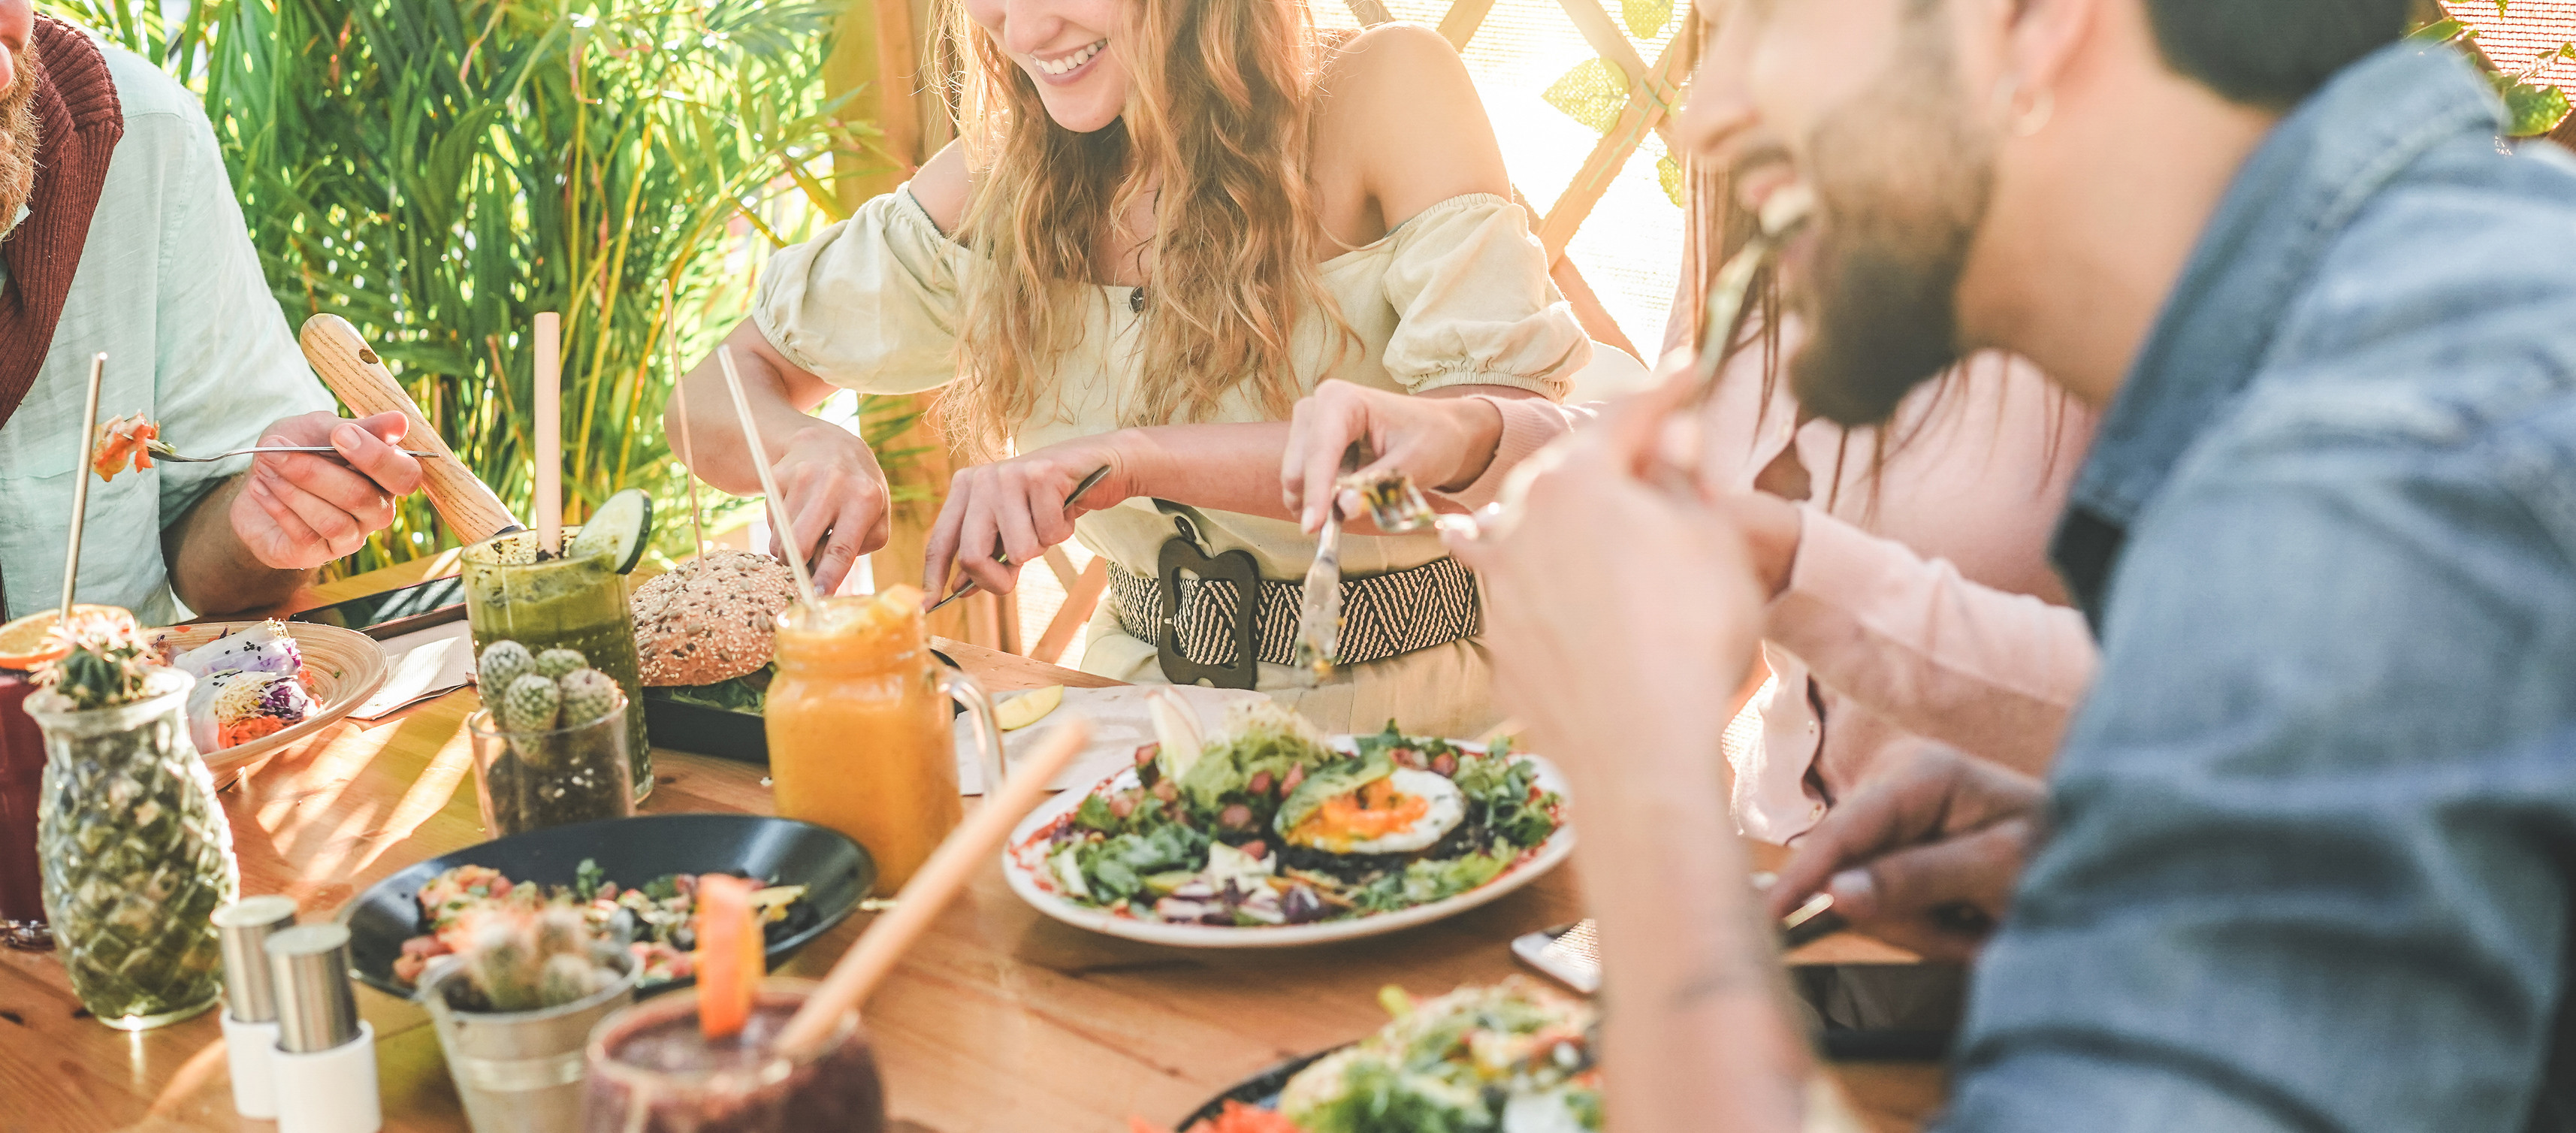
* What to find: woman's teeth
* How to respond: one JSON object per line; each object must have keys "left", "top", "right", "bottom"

{"left": 1035, "top": 40, "right": 1105, "bottom": 77}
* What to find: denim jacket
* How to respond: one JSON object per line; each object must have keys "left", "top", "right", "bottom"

{"left": 1945, "top": 44, "right": 2576, "bottom": 1133}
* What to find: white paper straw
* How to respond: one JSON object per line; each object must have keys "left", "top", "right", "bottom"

{"left": 533, "top": 313, "right": 563, "bottom": 554}
{"left": 715, "top": 346, "right": 818, "bottom": 606}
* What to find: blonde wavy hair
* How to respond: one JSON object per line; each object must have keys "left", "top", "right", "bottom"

{"left": 940, "top": 0, "right": 1348, "bottom": 460}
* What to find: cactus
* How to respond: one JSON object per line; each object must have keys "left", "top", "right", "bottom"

{"left": 557, "top": 669, "right": 621, "bottom": 729}
{"left": 533, "top": 648, "right": 587, "bottom": 680}
{"left": 498, "top": 674, "right": 562, "bottom": 733}
{"left": 36, "top": 622, "right": 155, "bottom": 710}
{"left": 448, "top": 905, "right": 622, "bottom": 1014}
{"left": 477, "top": 640, "right": 535, "bottom": 692}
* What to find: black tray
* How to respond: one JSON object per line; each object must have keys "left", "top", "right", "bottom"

{"left": 639, "top": 649, "right": 967, "bottom": 766}
{"left": 338, "top": 813, "right": 873, "bottom": 998}
{"left": 642, "top": 691, "right": 769, "bottom": 763}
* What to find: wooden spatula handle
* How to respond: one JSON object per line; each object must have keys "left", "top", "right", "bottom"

{"left": 297, "top": 313, "right": 522, "bottom": 545}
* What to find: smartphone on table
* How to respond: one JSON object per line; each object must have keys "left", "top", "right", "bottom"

{"left": 1513, "top": 920, "right": 1962, "bottom": 1061}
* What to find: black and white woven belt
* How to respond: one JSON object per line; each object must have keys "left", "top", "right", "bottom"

{"left": 1104, "top": 533, "right": 1480, "bottom": 690}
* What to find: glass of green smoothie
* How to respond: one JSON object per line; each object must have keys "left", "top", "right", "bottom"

{"left": 463, "top": 530, "right": 652, "bottom": 803}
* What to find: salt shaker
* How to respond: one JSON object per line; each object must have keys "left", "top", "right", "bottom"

{"left": 212, "top": 896, "right": 299, "bottom": 1117}
{"left": 266, "top": 923, "right": 382, "bottom": 1133}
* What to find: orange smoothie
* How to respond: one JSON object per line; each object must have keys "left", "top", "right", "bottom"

{"left": 764, "top": 591, "right": 961, "bottom": 893}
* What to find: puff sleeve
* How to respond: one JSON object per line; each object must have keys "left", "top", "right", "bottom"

{"left": 753, "top": 187, "right": 967, "bottom": 394}
{"left": 1377, "top": 195, "right": 1590, "bottom": 397}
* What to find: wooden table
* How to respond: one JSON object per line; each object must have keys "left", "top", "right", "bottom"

{"left": 1, "top": 559, "right": 1946, "bottom": 1132}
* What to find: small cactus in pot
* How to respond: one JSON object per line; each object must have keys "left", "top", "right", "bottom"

{"left": 468, "top": 642, "right": 632, "bottom": 835}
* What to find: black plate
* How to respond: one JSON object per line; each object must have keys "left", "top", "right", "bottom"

{"left": 1181, "top": 1048, "right": 1339, "bottom": 1127}
{"left": 337, "top": 814, "right": 873, "bottom": 999}
{"left": 1179, "top": 1024, "right": 1943, "bottom": 1126}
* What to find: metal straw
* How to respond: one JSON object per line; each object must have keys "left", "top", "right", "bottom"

{"left": 714, "top": 347, "right": 819, "bottom": 606}
{"left": 60, "top": 353, "right": 104, "bottom": 617}
{"left": 663, "top": 282, "right": 708, "bottom": 562}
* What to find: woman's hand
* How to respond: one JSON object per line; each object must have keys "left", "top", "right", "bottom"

{"left": 1282, "top": 379, "right": 1507, "bottom": 533}
{"left": 925, "top": 433, "right": 1134, "bottom": 598}
{"left": 1764, "top": 746, "right": 2043, "bottom": 962}
{"left": 766, "top": 423, "right": 892, "bottom": 596}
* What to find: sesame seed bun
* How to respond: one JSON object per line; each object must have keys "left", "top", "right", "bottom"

{"left": 629, "top": 549, "right": 802, "bottom": 686}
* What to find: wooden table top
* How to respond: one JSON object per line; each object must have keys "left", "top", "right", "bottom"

{"left": 0, "top": 557, "right": 1945, "bottom": 1133}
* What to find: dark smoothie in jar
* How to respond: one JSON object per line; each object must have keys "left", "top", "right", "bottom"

{"left": 0, "top": 669, "right": 47, "bottom": 941}
{"left": 582, "top": 983, "right": 883, "bottom": 1133}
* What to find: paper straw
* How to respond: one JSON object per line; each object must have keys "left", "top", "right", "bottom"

{"left": 533, "top": 313, "right": 563, "bottom": 554}
{"left": 663, "top": 282, "right": 708, "bottom": 562}
{"left": 60, "top": 352, "right": 104, "bottom": 618}
{"left": 772, "top": 716, "right": 1093, "bottom": 1060}
{"left": 714, "top": 346, "right": 818, "bottom": 606}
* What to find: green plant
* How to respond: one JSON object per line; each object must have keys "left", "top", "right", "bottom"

{"left": 56, "top": 0, "right": 928, "bottom": 574}
{"left": 2414, "top": 2, "right": 2575, "bottom": 137}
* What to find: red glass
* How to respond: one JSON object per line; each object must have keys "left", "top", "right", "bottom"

{"left": 581, "top": 982, "right": 884, "bottom": 1133}
{"left": 0, "top": 669, "right": 50, "bottom": 945}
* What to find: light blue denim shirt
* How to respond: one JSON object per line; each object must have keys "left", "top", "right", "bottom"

{"left": 1947, "top": 44, "right": 2576, "bottom": 1133}
{"left": 0, "top": 41, "right": 331, "bottom": 626}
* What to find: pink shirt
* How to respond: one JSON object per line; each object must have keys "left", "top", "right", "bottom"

{"left": 1453, "top": 343, "right": 2099, "bottom": 844}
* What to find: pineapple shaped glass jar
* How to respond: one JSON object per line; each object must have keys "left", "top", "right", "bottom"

{"left": 28, "top": 665, "right": 239, "bottom": 1029}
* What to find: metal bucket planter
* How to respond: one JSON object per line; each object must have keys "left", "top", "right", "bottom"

{"left": 420, "top": 951, "right": 640, "bottom": 1133}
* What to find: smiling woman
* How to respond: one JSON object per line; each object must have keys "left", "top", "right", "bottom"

{"left": 667, "top": 1, "right": 1593, "bottom": 736}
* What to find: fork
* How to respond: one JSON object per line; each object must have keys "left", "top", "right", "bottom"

{"left": 143, "top": 443, "right": 443, "bottom": 464}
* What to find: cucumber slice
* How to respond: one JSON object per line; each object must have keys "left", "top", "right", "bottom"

{"left": 568, "top": 488, "right": 654, "bottom": 573}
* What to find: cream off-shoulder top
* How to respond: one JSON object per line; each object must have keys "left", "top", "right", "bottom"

{"left": 753, "top": 188, "right": 1590, "bottom": 736}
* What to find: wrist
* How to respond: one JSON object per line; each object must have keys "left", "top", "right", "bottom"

{"left": 1745, "top": 496, "right": 1803, "bottom": 600}
{"left": 1436, "top": 397, "right": 1508, "bottom": 494}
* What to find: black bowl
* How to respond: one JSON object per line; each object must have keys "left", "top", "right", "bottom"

{"left": 338, "top": 814, "right": 873, "bottom": 999}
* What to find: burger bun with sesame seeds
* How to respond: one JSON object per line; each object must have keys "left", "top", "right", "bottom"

{"left": 630, "top": 549, "right": 803, "bottom": 687}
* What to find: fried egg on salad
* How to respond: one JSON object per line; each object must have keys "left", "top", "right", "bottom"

{"left": 1279, "top": 766, "right": 1466, "bottom": 855}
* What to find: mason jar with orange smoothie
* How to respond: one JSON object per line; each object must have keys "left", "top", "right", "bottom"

{"left": 763, "top": 587, "right": 1004, "bottom": 893}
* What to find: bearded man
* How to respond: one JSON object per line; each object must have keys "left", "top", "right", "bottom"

{"left": 0, "top": 5, "right": 420, "bottom": 624}
{"left": 1453, "top": 0, "right": 2576, "bottom": 1129}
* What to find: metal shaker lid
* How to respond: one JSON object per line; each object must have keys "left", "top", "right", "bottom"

{"left": 266, "top": 923, "right": 360, "bottom": 1053}
{"left": 213, "top": 896, "right": 299, "bottom": 1023}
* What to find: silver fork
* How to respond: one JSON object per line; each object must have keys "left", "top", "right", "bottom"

{"left": 141, "top": 443, "right": 442, "bottom": 464}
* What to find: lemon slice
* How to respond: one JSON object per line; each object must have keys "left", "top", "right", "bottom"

{"left": 0, "top": 605, "right": 135, "bottom": 669}
{"left": 996, "top": 684, "right": 1065, "bottom": 731}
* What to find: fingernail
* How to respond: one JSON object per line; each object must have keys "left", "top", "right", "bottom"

{"left": 1829, "top": 869, "right": 1875, "bottom": 911}
{"left": 334, "top": 425, "right": 364, "bottom": 453}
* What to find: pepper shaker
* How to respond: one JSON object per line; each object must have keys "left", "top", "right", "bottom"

{"left": 266, "top": 923, "right": 382, "bottom": 1133}
{"left": 212, "top": 896, "right": 299, "bottom": 1117}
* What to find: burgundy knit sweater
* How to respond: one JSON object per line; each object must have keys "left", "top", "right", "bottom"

{"left": 0, "top": 17, "right": 122, "bottom": 430}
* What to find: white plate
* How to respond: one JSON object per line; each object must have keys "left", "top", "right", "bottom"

{"left": 149, "top": 621, "right": 388, "bottom": 782}
{"left": 1002, "top": 741, "right": 1574, "bottom": 948}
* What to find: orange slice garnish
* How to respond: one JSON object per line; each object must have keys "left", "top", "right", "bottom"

{"left": 691, "top": 874, "right": 764, "bottom": 1041}
{"left": 0, "top": 606, "right": 139, "bottom": 669}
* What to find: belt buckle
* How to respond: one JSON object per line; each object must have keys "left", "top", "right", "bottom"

{"left": 1155, "top": 524, "right": 1261, "bottom": 690}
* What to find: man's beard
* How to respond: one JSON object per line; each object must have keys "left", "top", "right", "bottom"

{"left": 0, "top": 44, "right": 44, "bottom": 228}
{"left": 1784, "top": 18, "right": 1996, "bottom": 428}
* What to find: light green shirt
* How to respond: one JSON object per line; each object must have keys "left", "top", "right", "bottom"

{"left": 0, "top": 41, "right": 332, "bottom": 625}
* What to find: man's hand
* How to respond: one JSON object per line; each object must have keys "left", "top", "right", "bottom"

{"left": 1282, "top": 379, "right": 1506, "bottom": 533}
{"left": 1446, "top": 376, "right": 1768, "bottom": 783}
{"left": 1765, "top": 747, "right": 2046, "bottom": 962}
{"left": 228, "top": 411, "right": 424, "bottom": 570}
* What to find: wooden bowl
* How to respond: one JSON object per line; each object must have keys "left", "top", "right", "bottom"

{"left": 149, "top": 621, "right": 388, "bottom": 781}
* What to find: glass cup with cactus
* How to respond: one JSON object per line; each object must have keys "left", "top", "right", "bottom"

{"left": 27, "top": 628, "right": 239, "bottom": 1029}
{"left": 467, "top": 642, "right": 635, "bottom": 837}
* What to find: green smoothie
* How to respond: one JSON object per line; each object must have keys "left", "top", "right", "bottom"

{"left": 463, "top": 530, "right": 653, "bottom": 802}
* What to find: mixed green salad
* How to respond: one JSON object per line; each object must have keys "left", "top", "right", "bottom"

{"left": 1276, "top": 978, "right": 1602, "bottom": 1133}
{"left": 1013, "top": 702, "right": 1565, "bottom": 926}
